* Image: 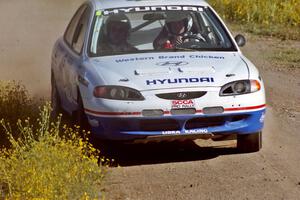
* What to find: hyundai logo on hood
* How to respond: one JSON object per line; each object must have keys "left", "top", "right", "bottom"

{"left": 156, "top": 61, "right": 189, "bottom": 66}
{"left": 146, "top": 77, "right": 215, "bottom": 85}
{"left": 177, "top": 92, "right": 188, "bottom": 99}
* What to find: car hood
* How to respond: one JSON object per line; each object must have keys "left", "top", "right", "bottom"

{"left": 90, "top": 52, "right": 249, "bottom": 91}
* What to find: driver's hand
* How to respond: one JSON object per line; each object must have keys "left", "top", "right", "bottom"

{"left": 163, "top": 40, "right": 173, "bottom": 49}
{"left": 174, "top": 36, "right": 183, "bottom": 46}
{"left": 194, "top": 33, "right": 206, "bottom": 42}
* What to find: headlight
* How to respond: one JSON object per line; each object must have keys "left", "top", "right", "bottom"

{"left": 220, "top": 80, "right": 261, "bottom": 96}
{"left": 93, "top": 86, "right": 145, "bottom": 100}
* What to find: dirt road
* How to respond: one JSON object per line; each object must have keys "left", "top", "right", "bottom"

{"left": 0, "top": 1, "right": 299, "bottom": 199}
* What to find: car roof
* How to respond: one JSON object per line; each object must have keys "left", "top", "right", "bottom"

{"left": 89, "top": 0, "right": 209, "bottom": 10}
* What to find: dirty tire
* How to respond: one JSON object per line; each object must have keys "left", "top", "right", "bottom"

{"left": 75, "top": 92, "right": 91, "bottom": 133}
{"left": 237, "top": 132, "right": 262, "bottom": 153}
{"left": 51, "top": 73, "right": 62, "bottom": 119}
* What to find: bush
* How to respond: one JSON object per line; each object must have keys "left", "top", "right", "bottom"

{"left": 0, "top": 81, "right": 39, "bottom": 148}
{"left": 208, "top": 0, "right": 300, "bottom": 40}
{"left": 0, "top": 104, "right": 105, "bottom": 199}
{"left": 0, "top": 81, "right": 37, "bottom": 123}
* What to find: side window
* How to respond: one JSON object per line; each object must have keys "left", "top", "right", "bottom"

{"left": 72, "top": 6, "right": 91, "bottom": 54}
{"left": 64, "top": 5, "right": 86, "bottom": 46}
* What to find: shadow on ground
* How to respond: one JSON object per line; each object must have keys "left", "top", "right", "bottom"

{"left": 93, "top": 140, "right": 238, "bottom": 167}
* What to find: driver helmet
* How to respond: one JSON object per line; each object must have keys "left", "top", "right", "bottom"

{"left": 165, "top": 12, "right": 193, "bottom": 36}
{"left": 105, "top": 14, "right": 131, "bottom": 44}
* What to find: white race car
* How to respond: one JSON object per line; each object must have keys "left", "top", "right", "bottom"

{"left": 51, "top": 0, "right": 266, "bottom": 152}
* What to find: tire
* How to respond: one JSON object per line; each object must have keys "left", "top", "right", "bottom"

{"left": 75, "top": 91, "right": 91, "bottom": 133}
{"left": 237, "top": 132, "right": 262, "bottom": 153}
{"left": 51, "top": 73, "right": 62, "bottom": 119}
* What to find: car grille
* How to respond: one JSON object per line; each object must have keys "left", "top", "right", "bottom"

{"left": 185, "top": 115, "right": 250, "bottom": 129}
{"left": 139, "top": 119, "right": 180, "bottom": 131}
{"left": 111, "top": 114, "right": 250, "bottom": 132}
{"left": 185, "top": 117, "right": 226, "bottom": 129}
{"left": 156, "top": 91, "right": 207, "bottom": 100}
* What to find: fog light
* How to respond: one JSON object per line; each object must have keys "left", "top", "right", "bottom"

{"left": 142, "top": 109, "right": 164, "bottom": 117}
{"left": 203, "top": 107, "right": 224, "bottom": 114}
{"left": 171, "top": 108, "right": 196, "bottom": 115}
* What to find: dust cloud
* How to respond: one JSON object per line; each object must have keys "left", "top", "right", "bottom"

{"left": 0, "top": 0, "right": 84, "bottom": 98}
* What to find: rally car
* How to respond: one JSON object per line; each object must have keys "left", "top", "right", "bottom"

{"left": 51, "top": 0, "right": 266, "bottom": 152}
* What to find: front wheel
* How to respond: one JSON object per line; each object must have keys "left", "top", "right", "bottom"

{"left": 51, "top": 74, "right": 62, "bottom": 119}
{"left": 75, "top": 92, "right": 91, "bottom": 133}
{"left": 237, "top": 132, "right": 262, "bottom": 153}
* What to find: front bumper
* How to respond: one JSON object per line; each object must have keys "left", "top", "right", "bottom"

{"left": 87, "top": 108, "right": 266, "bottom": 141}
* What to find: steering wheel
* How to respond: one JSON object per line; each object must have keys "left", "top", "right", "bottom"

{"left": 182, "top": 34, "right": 206, "bottom": 43}
{"left": 176, "top": 34, "right": 207, "bottom": 49}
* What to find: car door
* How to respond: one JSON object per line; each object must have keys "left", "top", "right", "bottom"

{"left": 60, "top": 5, "right": 92, "bottom": 113}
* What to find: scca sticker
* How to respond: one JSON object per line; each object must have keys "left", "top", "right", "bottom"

{"left": 172, "top": 100, "right": 194, "bottom": 109}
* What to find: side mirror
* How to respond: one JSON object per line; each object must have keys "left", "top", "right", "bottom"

{"left": 235, "top": 34, "right": 246, "bottom": 47}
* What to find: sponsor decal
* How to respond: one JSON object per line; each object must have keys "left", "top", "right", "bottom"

{"left": 184, "top": 129, "right": 209, "bottom": 134}
{"left": 146, "top": 77, "right": 215, "bottom": 85}
{"left": 162, "top": 129, "right": 209, "bottom": 135}
{"left": 115, "top": 54, "right": 225, "bottom": 63}
{"left": 95, "top": 10, "right": 102, "bottom": 16}
{"left": 115, "top": 56, "right": 155, "bottom": 63}
{"left": 156, "top": 61, "right": 188, "bottom": 66}
{"left": 189, "top": 55, "right": 225, "bottom": 59}
{"left": 162, "top": 130, "right": 181, "bottom": 135}
{"left": 158, "top": 55, "right": 186, "bottom": 59}
{"left": 172, "top": 99, "right": 194, "bottom": 109}
{"left": 103, "top": 6, "right": 204, "bottom": 15}
{"left": 260, "top": 112, "right": 266, "bottom": 123}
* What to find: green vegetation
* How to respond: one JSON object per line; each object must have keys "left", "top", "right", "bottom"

{"left": 272, "top": 48, "right": 300, "bottom": 68}
{"left": 0, "top": 81, "right": 39, "bottom": 148}
{"left": 209, "top": 0, "right": 300, "bottom": 40}
{"left": 0, "top": 81, "right": 37, "bottom": 125}
{"left": 0, "top": 82, "right": 106, "bottom": 199}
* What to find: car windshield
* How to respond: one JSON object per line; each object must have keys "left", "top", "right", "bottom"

{"left": 89, "top": 6, "right": 237, "bottom": 57}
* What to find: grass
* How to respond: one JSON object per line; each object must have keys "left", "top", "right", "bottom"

{"left": 208, "top": 0, "right": 300, "bottom": 40}
{"left": 0, "top": 82, "right": 106, "bottom": 199}
{"left": 273, "top": 48, "right": 300, "bottom": 63}
{"left": 271, "top": 48, "right": 300, "bottom": 69}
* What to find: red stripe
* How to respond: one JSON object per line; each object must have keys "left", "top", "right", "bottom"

{"left": 85, "top": 108, "right": 141, "bottom": 116}
{"left": 224, "top": 104, "right": 266, "bottom": 111}
{"left": 85, "top": 104, "right": 266, "bottom": 116}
